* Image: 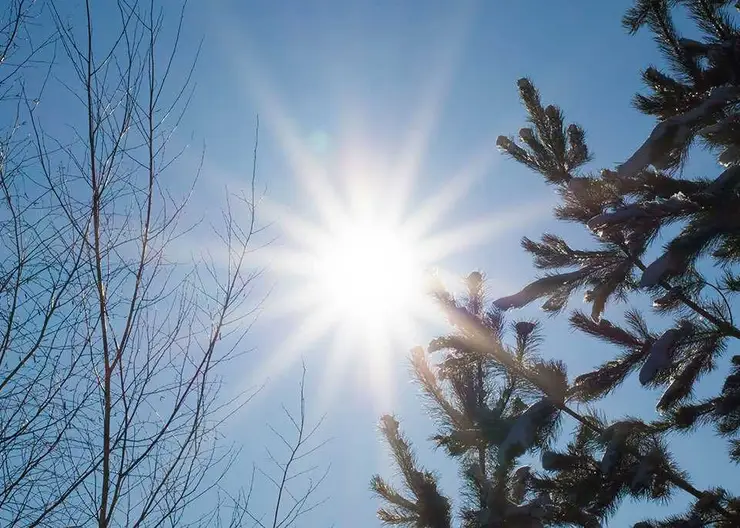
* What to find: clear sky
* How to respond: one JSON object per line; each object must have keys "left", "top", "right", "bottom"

{"left": 25, "top": 0, "right": 740, "bottom": 526}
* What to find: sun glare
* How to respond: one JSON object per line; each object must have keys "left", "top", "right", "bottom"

{"left": 311, "top": 221, "right": 425, "bottom": 329}
{"left": 231, "top": 13, "right": 551, "bottom": 410}
{"left": 248, "top": 162, "right": 549, "bottom": 412}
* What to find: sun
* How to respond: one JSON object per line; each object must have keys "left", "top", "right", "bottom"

{"left": 310, "top": 219, "right": 426, "bottom": 331}
{"left": 231, "top": 111, "right": 555, "bottom": 412}
{"left": 231, "top": 28, "right": 551, "bottom": 409}
{"left": 247, "top": 153, "right": 547, "bottom": 412}
{"left": 217, "top": 0, "right": 550, "bottom": 412}
{"left": 265, "top": 188, "right": 445, "bottom": 353}
{"left": 256, "top": 188, "right": 450, "bottom": 411}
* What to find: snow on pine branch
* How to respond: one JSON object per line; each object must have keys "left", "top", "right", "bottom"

{"left": 598, "top": 421, "right": 636, "bottom": 475}
{"left": 639, "top": 324, "right": 692, "bottom": 385}
{"left": 616, "top": 85, "right": 740, "bottom": 180}
{"left": 498, "top": 399, "right": 557, "bottom": 463}
{"left": 706, "top": 164, "right": 740, "bottom": 194}
{"left": 639, "top": 250, "right": 680, "bottom": 288}
{"left": 586, "top": 192, "right": 696, "bottom": 232}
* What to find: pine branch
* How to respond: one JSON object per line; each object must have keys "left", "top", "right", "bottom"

{"left": 618, "top": 239, "right": 740, "bottom": 339}
{"left": 433, "top": 295, "right": 737, "bottom": 521}
{"left": 372, "top": 415, "right": 452, "bottom": 528}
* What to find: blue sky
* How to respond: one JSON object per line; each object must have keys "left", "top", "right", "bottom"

{"left": 25, "top": 0, "right": 739, "bottom": 526}
{"left": 183, "top": 0, "right": 738, "bottom": 525}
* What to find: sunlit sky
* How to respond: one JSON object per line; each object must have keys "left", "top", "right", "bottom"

{"left": 43, "top": 0, "right": 739, "bottom": 525}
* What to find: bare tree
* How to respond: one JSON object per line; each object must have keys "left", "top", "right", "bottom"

{"left": 0, "top": 1, "right": 266, "bottom": 526}
{"left": 220, "top": 363, "right": 331, "bottom": 528}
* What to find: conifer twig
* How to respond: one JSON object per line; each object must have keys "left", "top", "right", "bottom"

{"left": 435, "top": 298, "right": 736, "bottom": 521}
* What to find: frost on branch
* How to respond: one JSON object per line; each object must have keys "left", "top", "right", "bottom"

{"left": 653, "top": 287, "right": 681, "bottom": 308}
{"left": 586, "top": 193, "right": 696, "bottom": 233}
{"left": 706, "top": 165, "right": 740, "bottom": 196}
{"left": 584, "top": 283, "right": 614, "bottom": 322}
{"left": 498, "top": 399, "right": 557, "bottom": 463}
{"left": 599, "top": 422, "right": 630, "bottom": 474}
{"left": 616, "top": 85, "right": 739, "bottom": 179}
{"left": 505, "top": 492, "right": 551, "bottom": 523}
{"left": 657, "top": 376, "right": 686, "bottom": 411}
{"left": 639, "top": 325, "right": 690, "bottom": 385}
{"left": 493, "top": 270, "right": 585, "bottom": 311}
{"left": 586, "top": 204, "right": 646, "bottom": 231}
{"left": 639, "top": 250, "right": 681, "bottom": 288}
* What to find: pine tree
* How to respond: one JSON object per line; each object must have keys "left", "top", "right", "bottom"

{"left": 372, "top": 272, "right": 568, "bottom": 527}
{"left": 488, "top": 1, "right": 740, "bottom": 526}
{"left": 374, "top": 1, "right": 740, "bottom": 526}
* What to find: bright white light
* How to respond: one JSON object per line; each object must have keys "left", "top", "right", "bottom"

{"left": 312, "top": 221, "right": 425, "bottom": 329}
